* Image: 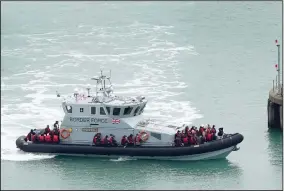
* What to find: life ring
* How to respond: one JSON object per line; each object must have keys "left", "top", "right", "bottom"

{"left": 60, "top": 129, "right": 71, "bottom": 139}
{"left": 139, "top": 130, "right": 150, "bottom": 142}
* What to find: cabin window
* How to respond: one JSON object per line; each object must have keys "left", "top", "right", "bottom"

{"left": 123, "top": 107, "right": 133, "bottom": 115}
{"left": 113, "top": 108, "right": 121, "bottom": 116}
{"left": 100, "top": 107, "right": 106, "bottom": 115}
{"left": 91, "top": 107, "right": 96, "bottom": 115}
{"left": 80, "top": 108, "right": 84, "bottom": 113}
{"left": 151, "top": 132, "right": 161, "bottom": 140}
{"left": 134, "top": 106, "right": 140, "bottom": 116}
{"left": 106, "top": 107, "right": 110, "bottom": 115}
{"left": 66, "top": 105, "right": 72, "bottom": 113}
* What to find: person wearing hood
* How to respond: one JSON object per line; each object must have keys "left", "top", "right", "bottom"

{"left": 134, "top": 134, "right": 141, "bottom": 146}
{"left": 109, "top": 134, "right": 118, "bottom": 146}
{"left": 127, "top": 134, "right": 134, "bottom": 146}
{"left": 217, "top": 127, "right": 224, "bottom": 139}
{"left": 25, "top": 129, "right": 34, "bottom": 142}
{"left": 121, "top": 135, "right": 128, "bottom": 146}
{"left": 102, "top": 135, "right": 109, "bottom": 146}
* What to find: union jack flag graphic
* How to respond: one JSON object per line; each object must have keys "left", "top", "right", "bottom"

{"left": 112, "top": 119, "right": 120, "bottom": 124}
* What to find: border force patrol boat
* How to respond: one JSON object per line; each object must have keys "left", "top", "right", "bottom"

{"left": 16, "top": 70, "right": 244, "bottom": 161}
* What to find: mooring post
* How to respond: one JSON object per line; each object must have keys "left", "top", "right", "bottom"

{"left": 273, "top": 80, "right": 274, "bottom": 91}
{"left": 276, "top": 75, "right": 278, "bottom": 89}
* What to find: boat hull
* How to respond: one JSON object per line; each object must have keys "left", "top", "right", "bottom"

{"left": 16, "top": 133, "right": 244, "bottom": 161}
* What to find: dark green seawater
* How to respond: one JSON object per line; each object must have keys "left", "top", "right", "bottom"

{"left": 1, "top": 1, "right": 283, "bottom": 190}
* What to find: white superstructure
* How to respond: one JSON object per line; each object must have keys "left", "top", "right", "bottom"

{"left": 59, "top": 70, "right": 177, "bottom": 146}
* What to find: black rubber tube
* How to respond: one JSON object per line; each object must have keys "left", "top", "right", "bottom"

{"left": 15, "top": 133, "right": 244, "bottom": 157}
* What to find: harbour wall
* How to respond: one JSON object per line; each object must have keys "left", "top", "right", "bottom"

{"left": 267, "top": 88, "right": 283, "bottom": 130}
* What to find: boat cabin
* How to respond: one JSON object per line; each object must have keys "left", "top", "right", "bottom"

{"left": 58, "top": 71, "right": 176, "bottom": 146}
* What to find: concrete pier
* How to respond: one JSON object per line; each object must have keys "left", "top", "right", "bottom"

{"left": 267, "top": 88, "right": 283, "bottom": 130}
{"left": 267, "top": 40, "right": 283, "bottom": 130}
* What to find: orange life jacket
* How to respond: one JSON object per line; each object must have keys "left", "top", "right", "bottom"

{"left": 53, "top": 135, "right": 59, "bottom": 143}
{"left": 39, "top": 135, "right": 44, "bottom": 142}
{"left": 121, "top": 137, "right": 127, "bottom": 145}
{"left": 93, "top": 136, "right": 97, "bottom": 144}
{"left": 206, "top": 133, "right": 212, "bottom": 141}
{"left": 45, "top": 135, "right": 51, "bottom": 142}
{"left": 128, "top": 136, "right": 133, "bottom": 143}
{"left": 182, "top": 137, "right": 188, "bottom": 144}
{"left": 189, "top": 136, "right": 196, "bottom": 145}
{"left": 31, "top": 134, "right": 36, "bottom": 142}
{"left": 135, "top": 135, "right": 141, "bottom": 143}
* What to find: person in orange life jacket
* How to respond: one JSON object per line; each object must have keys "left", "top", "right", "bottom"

{"left": 199, "top": 126, "right": 205, "bottom": 136}
{"left": 45, "top": 133, "right": 52, "bottom": 143}
{"left": 193, "top": 126, "right": 200, "bottom": 136}
{"left": 211, "top": 125, "right": 217, "bottom": 140}
{"left": 201, "top": 130, "right": 206, "bottom": 143}
{"left": 49, "top": 130, "right": 54, "bottom": 140}
{"left": 186, "top": 128, "right": 192, "bottom": 137}
{"left": 31, "top": 133, "right": 36, "bottom": 142}
{"left": 127, "top": 134, "right": 134, "bottom": 146}
{"left": 38, "top": 134, "right": 45, "bottom": 142}
{"left": 101, "top": 135, "right": 109, "bottom": 145}
{"left": 206, "top": 127, "right": 211, "bottom": 136}
{"left": 109, "top": 134, "right": 118, "bottom": 146}
{"left": 121, "top": 135, "right": 128, "bottom": 146}
{"left": 44, "top": 125, "right": 50, "bottom": 135}
{"left": 189, "top": 131, "right": 197, "bottom": 145}
{"left": 206, "top": 132, "right": 213, "bottom": 142}
{"left": 174, "top": 130, "right": 180, "bottom": 139}
{"left": 53, "top": 134, "right": 59, "bottom": 143}
{"left": 175, "top": 131, "right": 182, "bottom": 147}
{"left": 134, "top": 134, "right": 141, "bottom": 146}
{"left": 174, "top": 130, "right": 180, "bottom": 146}
{"left": 185, "top": 126, "right": 189, "bottom": 134}
{"left": 25, "top": 129, "right": 34, "bottom": 142}
{"left": 96, "top": 133, "right": 102, "bottom": 145}
{"left": 182, "top": 135, "right": 189, "bottom": 146}
{"left": 93, "top": 133, "right": 99, "bottom": 145}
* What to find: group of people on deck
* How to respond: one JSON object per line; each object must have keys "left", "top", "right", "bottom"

{"left": 25, "top": 121, "right": 60, "bottom": 144}
{"left": 93, "top": 133, "right": 142, "bottom": 147}
{"left": 174, "top": 124, "right": 224, "bottom": 147}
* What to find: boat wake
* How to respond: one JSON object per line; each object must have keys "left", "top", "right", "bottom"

{"left": 109, "top": 157, "right": 137, "bottom": 162}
